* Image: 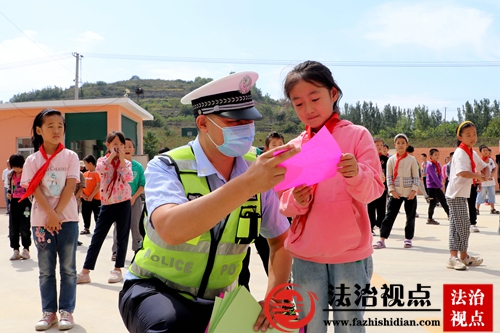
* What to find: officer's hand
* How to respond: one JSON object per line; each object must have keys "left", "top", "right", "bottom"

{"left": 254, "top": 300, "right": 272, "bottom": 332}
{"left": 245, "top": 144, "right": 300, "bottom": 193}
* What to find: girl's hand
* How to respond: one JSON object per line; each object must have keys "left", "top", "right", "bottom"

{"left": 118, "top": 146, "right": 126, "bottom": 158}
{"left": 407, "top": 190, "right": 417, "bottom": 200}
{"left": 7, "top": 193, "right": 11, "bottom": 200}
{"left": 109, "top": 148, "right": 118, "bottom": 159}
{"left": 46, "top": 212, "right": 62, "bottom": 235}
{"left": 292, "top": 184, "right": 313, "bottom": 206}
{"left": 117, "top": 146, "right": 127, "bottom": 165}
{"left": 337, "top": 153, "right": 359, "bottom": 178}
{"left": 475, "top": 173, "right": 485, "bottom": 183}
{"left": 390, "top": 190, "right": 401, "bottom": 199}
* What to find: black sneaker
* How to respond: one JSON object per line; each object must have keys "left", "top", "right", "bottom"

{"left": 77, "top": 241, "right": 83, "bottom": 246}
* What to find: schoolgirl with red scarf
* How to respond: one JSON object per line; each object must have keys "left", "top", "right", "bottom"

{"left": 279, "top": 61, "right": 384, "bottom": 333}
{"left": 373, "top": 133, "right": 420, "bottom": 250}
{"left": 20, "top": 108, "right": 80, "bottom": 330}
{"left": 425, "top": 148, "right": 450, "bottom": 224}
{"left": 77, "top": 131, "right": 133, "bottom": 285}
{"left": 475, "top": 145, "right": 499, "bottom": 215}
{"left": 445, "top": 121, "right": 489, "bottom": 270}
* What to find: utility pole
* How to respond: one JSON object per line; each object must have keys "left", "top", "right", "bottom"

{"left": 72, "top": 52, "right": 83, "bottom": 100}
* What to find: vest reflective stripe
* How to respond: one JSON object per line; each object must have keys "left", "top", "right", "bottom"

{"left": 175, "top": 159, "right": 197, "bottom": 172}
{"left": 130, "top": 146, "right": 262, "bottom": 300}
{"left": 144, "top": 222, "right": 248, "bottom": 255}
{"left": 132, "top": 260, "right": 238, "bottom": 300}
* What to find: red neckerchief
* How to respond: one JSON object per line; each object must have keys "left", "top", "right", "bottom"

{"left": 431, "top": 160, "right": 441, "bottom": 176}
{"left": 459, "top": 142, "right": 476, "bottom": 185}
{"left": 392, "top": 152, "right": 408, "bottom": 181}
{"left": 20, "top": 143, "right": 65, "bottom": 202}
{"left": 105, "top": 154, "right": 121, "bottom": 199}
{"left": 306, "top": 112, "right": 339, "bottom": 139}
{"left": 481, "top": 156, "right": 489, "bottom": 163}
{"left": 292, "top": 113, "right": 340, "bottom": 238}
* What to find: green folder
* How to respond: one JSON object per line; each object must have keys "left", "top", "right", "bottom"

{"left": 207, "top": 286, "right": 300, "bottom": 333}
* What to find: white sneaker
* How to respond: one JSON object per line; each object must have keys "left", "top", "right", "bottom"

{"left": 9, "top": 250, "right": 21, "bottom": 261}
{"left": 35, "top": 312, "right": 57, "bottom": 331}
{"left": 21, "top": 248, "right": 30, "bottom": 260}
{"left": 470, "top": 225, "right": 480, "bottom": 233}
{"left": 460, "top": 255, "right": 483, "bottom": 266}
{"left": 446, "top": 257, "right": 466, "bottom": 270}
{"left": 108, "top": 270, "right": 123, "bottom": 283}
{"left": 58, "top": 310, "right": 74, "bottom": 330}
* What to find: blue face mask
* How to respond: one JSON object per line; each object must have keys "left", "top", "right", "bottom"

{"left": 206, "top": 117, "right": 255, "bottom": 157}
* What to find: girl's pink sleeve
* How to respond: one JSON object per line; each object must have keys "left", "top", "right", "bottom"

{"left": 96, "top": 157, "right": 110, "bottom": 182}
{"left": 120, "top": 160, "right": 133, "bottom": 182}
{"left": 342, "top": 128, "right": 385, "bottom": 204}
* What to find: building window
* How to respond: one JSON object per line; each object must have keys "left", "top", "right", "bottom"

{"left": 17, "top": 138, "right": 34, "bottom": 159}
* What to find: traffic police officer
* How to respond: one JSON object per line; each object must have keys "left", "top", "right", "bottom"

{"left": 118, "top": 71, "right": 299, "bottom": 333}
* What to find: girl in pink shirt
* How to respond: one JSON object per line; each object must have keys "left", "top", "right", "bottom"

{"left": 77, "top": 131, "right": 133, "bottom": 285}
{"left": 21, "top": 108, "right": 80, "bottom": 331}
{"left": 279, "top": 61, "right": 384, "bottom": 333}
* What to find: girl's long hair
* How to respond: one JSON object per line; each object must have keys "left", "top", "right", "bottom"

{"left": 284, "top": 60, "right": 343, "bottom": 114}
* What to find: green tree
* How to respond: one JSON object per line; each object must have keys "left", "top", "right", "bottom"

{"left": 483, "top": 117, "right": 500, "bottom": 138}
{"left": 144, "top": 130, "right": 159, "bottom": 160}
{"left": 194, "top": 77, "right": 213, "bottom": 86}
{"left": 144, "top": 111, "right": 166, "bottom": 127}
{"left": 259, "top": 104, "right": 275, "bottom": 124}
{"left": 180, "top": 104, "right": 193, "bottom": 117}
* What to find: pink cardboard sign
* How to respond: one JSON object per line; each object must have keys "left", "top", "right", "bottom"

{"left": 274, "top": 126, "right": 342, "bottom": 191}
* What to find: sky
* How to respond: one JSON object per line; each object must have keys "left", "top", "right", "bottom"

{"left": 1, "top": 0, "right": 500, "bottom": 121}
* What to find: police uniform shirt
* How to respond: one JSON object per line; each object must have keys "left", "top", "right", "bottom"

{"left": 144, "top": 136, "right": 289, "bottom": 240}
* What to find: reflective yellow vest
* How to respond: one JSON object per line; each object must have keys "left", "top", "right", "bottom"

{"left": 130, "top": 146, "right": 262, "bottom": 300}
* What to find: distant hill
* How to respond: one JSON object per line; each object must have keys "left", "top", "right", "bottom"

{"left": 7, "top": 76, "right": 302, "bottom": 158}
{"left": 10, "top": 75, "right": 493, "bottom": 157}
{"left": 9, "top": 75, "right": 213, "bottom": 103}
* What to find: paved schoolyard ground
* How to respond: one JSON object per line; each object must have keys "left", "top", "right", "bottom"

{"left": 0, "top": 195, "right": 498, "bottom": 332}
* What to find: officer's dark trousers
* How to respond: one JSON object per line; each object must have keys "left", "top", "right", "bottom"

{"left": 119, "top": 278, "right": 213, "bottom": 333}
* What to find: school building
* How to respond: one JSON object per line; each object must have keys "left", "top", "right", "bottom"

{"left": 0, "top": 98, "right": 153, "bottom": 209}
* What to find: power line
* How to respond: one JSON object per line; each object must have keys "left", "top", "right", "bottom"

{"left": 0, "top": 54, "right": 72, "bottom": 70}
{"left": 0, "top": 10, "right": 74, "bottom": 74}
{"left": 3, "top": 52, "right": 500, "bottom": 70}
{"left": 85, "top": 53, "right": 500, "bottom": 67}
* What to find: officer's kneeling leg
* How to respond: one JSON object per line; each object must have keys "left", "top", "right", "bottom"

{"left": 119, "top": 278, "right": 213, "bottom": 333}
